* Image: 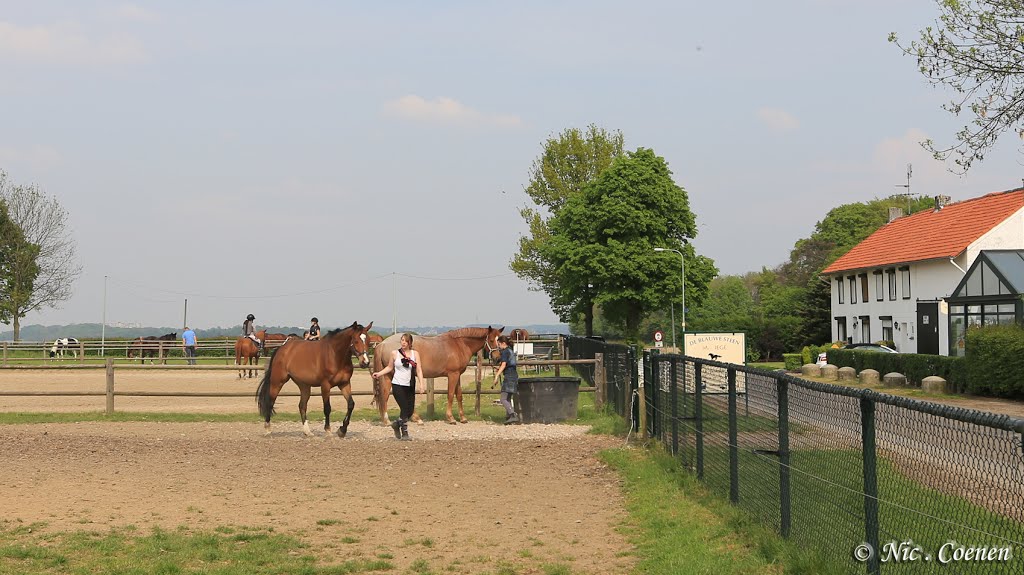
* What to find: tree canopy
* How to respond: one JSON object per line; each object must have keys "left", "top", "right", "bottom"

{"left": 511, "top": 125, "right": 625, "bottom": 335}
{"left": 890, "top": 0, "right": 1024, "bottom": 172}
{"left": 546, "top": 148, "right": 716, "bottom": 340}
{"left": 0, "top": 171, "right": 81, "bottom": 340}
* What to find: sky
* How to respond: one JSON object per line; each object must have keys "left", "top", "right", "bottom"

{"left": 3, "top": 0, "right": 1024, "bottom": 332}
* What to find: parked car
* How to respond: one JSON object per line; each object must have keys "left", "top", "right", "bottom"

{"left": 816, "top": 343, "right": 897, "bottom": 367}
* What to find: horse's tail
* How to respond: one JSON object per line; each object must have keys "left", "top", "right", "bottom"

{"left": 370, "top": 346, "right": 385, "bottom": 408}
{"left": 256, "top": 350, "right": 277, "bottom": 421}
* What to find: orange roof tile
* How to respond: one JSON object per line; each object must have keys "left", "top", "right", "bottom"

{"left": 821, "top": 188, "right": 1024, "bottom": 274}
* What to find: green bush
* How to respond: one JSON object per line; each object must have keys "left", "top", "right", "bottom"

{"left": 801, "top": 346, "right": 812, "bottom": 366}
{"left": 827, "top": 348, "right": 967, "bottom": 392}
{"left": 965, "top": 324, "right": 1024, "bottom": 398}
{"left": 782, "top": 353, "right": 802, "bottom": 371}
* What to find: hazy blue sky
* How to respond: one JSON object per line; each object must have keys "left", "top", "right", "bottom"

{"left": 3, "top": 1, "right": 1024, "bottom": 331}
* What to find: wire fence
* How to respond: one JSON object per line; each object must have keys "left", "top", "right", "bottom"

{"left": 562, "top": 334, "right": 1024, "bottom": 573}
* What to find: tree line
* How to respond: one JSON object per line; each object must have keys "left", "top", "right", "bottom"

{"left": 0, "top": 170, "right": 81, "bottom": 341}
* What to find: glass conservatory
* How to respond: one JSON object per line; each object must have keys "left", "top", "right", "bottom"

{"left": 946, "top": 250, "right": 1024, "bottom": 356}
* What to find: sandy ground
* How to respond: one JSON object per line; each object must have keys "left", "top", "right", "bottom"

{"left": 0, "top": 369, "right": 636, "bottom": 574}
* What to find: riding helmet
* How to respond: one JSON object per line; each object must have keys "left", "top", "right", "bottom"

{"left": 311, "top": 317, "right": 318, "bottom": 323}
{"left": 247, "top": 314, "right": 255, "bottom": 321}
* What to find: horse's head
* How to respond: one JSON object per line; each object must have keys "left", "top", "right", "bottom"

{"left": 49, "top": 339, "right": 59, "bottom": 357}
{"left": 485, "top": 325, "right": 504, "bottom": 364}
{"left": 352, "top": 321, "right": 374, "bottom": 368}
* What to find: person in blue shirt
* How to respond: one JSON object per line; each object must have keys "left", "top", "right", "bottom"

{"left": 181, "top": 327, "right": 198, "bottom": 365}
{"left": 492, "top": 335, "right": 520, "bottom": 424}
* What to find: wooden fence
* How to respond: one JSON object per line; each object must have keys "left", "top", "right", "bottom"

{"left": 0, "top": 353, "right": 605, "bottom": 417}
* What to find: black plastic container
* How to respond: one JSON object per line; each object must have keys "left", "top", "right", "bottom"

{"left": 515, "top": 377, "right": 582, "bottom": 423}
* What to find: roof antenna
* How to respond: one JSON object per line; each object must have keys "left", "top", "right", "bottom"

{"left": 894, "top": 163, "right": 912, "bottom": 214}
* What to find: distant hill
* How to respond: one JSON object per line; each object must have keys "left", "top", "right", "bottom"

{"left": 0, "top": 322, "right": 570, "bottom": 341}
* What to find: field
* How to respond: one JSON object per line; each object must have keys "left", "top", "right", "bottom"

{"left": 0, "top": 369, "right": 635, "bottom": 574}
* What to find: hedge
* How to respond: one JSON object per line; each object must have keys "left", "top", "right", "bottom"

{"left": 782, "top": 353, "right": 802, "bottom": 371}
{"left": 964, "top": 324, "right": 1024, "bottom": 398}
{"left": 826, "top": 348, "right": 967, "bottom": 393}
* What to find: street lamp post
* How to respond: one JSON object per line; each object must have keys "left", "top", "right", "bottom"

{"left": 654, "top": 247, "right": 685, "bottom": 350}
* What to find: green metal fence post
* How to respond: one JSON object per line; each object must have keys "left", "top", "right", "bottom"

{"left": 778, "top": 375, "right": 791, "bottom": 538}
{"left": 695, "top": 362, "right": 704, "bottom": 480}
{"left": 728, "top": 366, "right": 738, "bottom": 504}
{"left": 860, "top": 396, "right": 880, "bottom": 574}
{"left": 670, "top": 356, "right": 678, "bottom": 455}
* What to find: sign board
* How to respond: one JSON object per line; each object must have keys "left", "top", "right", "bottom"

{"left": 514, "top": 342, "right": 534, "bottom": 356}
{"left": 683, "top": 332, "right": 746, "bottom": 366}
{"left": 654, "top": 341, "right": 663, "bottom": 348}
{"left": 653, "top": 330, "right": 663, "bottom": 343}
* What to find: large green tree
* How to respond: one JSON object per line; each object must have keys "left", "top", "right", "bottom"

{"left": 546, "top": 148, "right": 716, "bottom": 341}
{"left": 511, "top": 125, "right": 625, "bottom": 336}
{"left": 890, "top": 0, "right": 1024, "bottom": 172}
{"left": 0, "top": 200, "right": 39, "bottom": 333}
{"left": 0, "top": 172, "right": 81, "bottom": 340}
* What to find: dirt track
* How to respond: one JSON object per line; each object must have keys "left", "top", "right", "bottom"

{"left": 0, "top": 370, "right": 636, "bottom": 574}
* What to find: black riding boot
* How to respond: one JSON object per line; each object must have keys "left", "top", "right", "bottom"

{"left": 391, "top": 418, "right": 402, "bottom": 439}
{"left": 400, "top": 420, "right": 410, "bottom": 440}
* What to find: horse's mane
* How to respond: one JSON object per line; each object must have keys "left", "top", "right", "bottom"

{"left": 323, "top": 324, "right": 364, "bottom": 340}
{"left": 439, "top": 327, "right": 492, "bottom": 340}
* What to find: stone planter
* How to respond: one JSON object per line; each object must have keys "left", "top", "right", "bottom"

{"left": 516, "top": 377, "right": 582, "bottom": 424}
{"left": 801, "top": 364, "right": 821, "bottom": 377}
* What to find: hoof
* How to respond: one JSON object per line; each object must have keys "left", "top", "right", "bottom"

{"left": 459, "top": 418, "right": 469, "bottom": 424}
{"left": 337, "top": 429, "right": 346, "bottom": 438}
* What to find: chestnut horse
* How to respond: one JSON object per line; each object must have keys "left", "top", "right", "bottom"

{"left": 372, "top": 326, "right": 503, "bottom": 425}
{"left": 367, "top": 333, "right": 384, "bottom": 348}
{"left": 235, "top": 330, "right": 267, "bottom": 379}
{"left": 256, "top": 321, "right": 373, "bottom": 437}
{"left": 509, "top": 328, "right": 529, "bottom": 342}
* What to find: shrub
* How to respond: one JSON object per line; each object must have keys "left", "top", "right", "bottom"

{"left": 801, "top": 346, "right": 812, "bottom": 366}
{"left": 782, "top": 353, "right": 802, "bottom": 371}
{"left": 827, "top": 349, "right": 967, "bottom": 392}
{"left": 965, "top": 324, "right": 1024, "bottom": 398}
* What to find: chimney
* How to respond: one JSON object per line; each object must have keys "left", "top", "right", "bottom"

{"left": 934, "top": 195, "right": 951, "bottom": 211}
{"left": 888, "top": 207, "right": 904, "bottom": 223}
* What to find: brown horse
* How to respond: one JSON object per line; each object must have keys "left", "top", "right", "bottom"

{"left": 264, "top": 333, "right": 297, "bottom": 351}
{"left": 367, "top": 333, "right": 384, "bottom": 348}
{"left": 235, "top": 330, "right": 267, "bottom": 379}
{"left": 372, "top": 326, "right": 503, "bottom": 425}
{"left": 127, "top": 333, "right": 177, "bottom": 363}
{"left": 256, "top": 321, "right": 373, "bottom": 437}
{"left": 509, "top": 328, "right": 530, "bottom": 342}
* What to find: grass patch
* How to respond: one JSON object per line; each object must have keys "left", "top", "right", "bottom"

{"left": 0, "top": 525, "right": 395, "bottom": 574}
{"left": 601, "top": 446, "right": 832, "bottom": 575}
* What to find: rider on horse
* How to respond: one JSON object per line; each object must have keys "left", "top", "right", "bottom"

{"left": 243, "top": 314, "right": 263, "bottom": 352}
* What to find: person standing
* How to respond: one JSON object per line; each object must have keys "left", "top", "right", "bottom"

{"left": 243, "top": 313, "right": 262, "bottom": 352}
{"left": 305, "top": 317, "right": 321, "bottom": 340}
{"left": 181, "top": 326, "right": 198, "bottom": 365}
{"left": 493, "top": 335, "right": 520, "bottom": 424}
{"left": 371, "top": 333, "right": 424, "bottom": 440}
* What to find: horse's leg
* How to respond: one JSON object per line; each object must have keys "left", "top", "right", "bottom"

{"left": 379, "top": 377, "right": 393, "bottom": 425}
{"left": 445, "top": 373, "right": 458, "bottom": 424}
{"left": 337, "top": 384, "right": 354, "bottom": 438}
{"left": 263, "top": 379, "right": 283, "bottom": 436}
{"left": 298, "top": 385, "right": 315, "bottom": 437}
{"left": 455, "top": 376, "right": 467, "bottom": 423}
{"left": 321, "top": 382, "right": 333, "bottom": 434}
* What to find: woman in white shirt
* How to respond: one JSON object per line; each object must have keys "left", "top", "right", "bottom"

{"left": 371, "top": 333, "right": 424, "bottom": 440}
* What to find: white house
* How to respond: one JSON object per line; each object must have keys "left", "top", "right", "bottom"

{"left": 821, "top": 188, "right": 1024, "bottom": 355}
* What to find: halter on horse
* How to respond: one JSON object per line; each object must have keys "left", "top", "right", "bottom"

{"left": 371, "top": 326, "right": 503, "bottom": 425}
{"left": 256, "top": 321, "right": 373, "bottom": 437}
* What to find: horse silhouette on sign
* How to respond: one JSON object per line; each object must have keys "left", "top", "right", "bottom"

{"left": 372, "top": 326, "right": 503, "bottom": 425}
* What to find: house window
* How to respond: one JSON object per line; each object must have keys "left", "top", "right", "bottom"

{"left": 859, "top": 273, "right": 869, "bottom": 303}
{"left": 900, "top": 266, "right": 911, "bottom": 299}
{"left": 887, "top": 268, "right": 896, "bottom": 300}
{"left": 837, "top": 277, "right": 844, "bottom": 304}
{"left": 874, "top": 271, "right": 883, "bottom": 301}
{"left": 881, "top": 316, "right": 893, "bottom": 343}
{"left": 849, "top": 276, "right": 857, "bottom": 304}
{"left": 860, "top": 316, "right": 871, "bottom": 343}
{"left": 835, "top": 317, "right": 847, "bottom": 343}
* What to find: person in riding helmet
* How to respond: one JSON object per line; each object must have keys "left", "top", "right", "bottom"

{"left": 305, "top": 317, "right": 321, "bottom": 341}
{"left": 243, "top": 314, "right": 262, "bottom": 351}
